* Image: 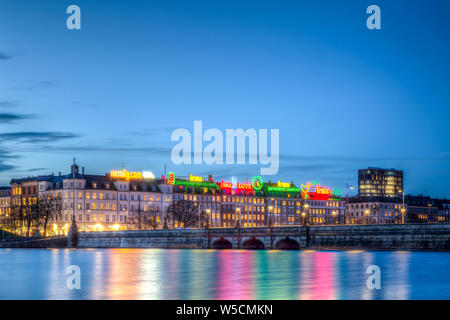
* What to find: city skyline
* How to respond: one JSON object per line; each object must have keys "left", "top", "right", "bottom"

{"left": 0, "top": 0, "right": 449, "bottom": 197}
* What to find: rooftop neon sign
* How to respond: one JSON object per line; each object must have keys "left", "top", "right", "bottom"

{"left": 167, "top": 172, "right": 218, "bottom": 189}
{"left": 251, "top": 176, "right": 263, "bottom": 191}
{"left": 110, "top": 169, "right": 143, "bottom": 180}
{"left": 301, "top": 181, "right": 342, "bottom": 200}
{"left": 219, "top": 180, "right": 253, "bottom": 191}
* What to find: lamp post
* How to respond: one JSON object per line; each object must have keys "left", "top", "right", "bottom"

{"left": 303, "top": 203, "right": 310, "bottom": 226}
{"left": 399, "top": 189, "right": 406, "bottom": 224}
{"left": 235, "top": 207, "right": 240, "bottom": 228}
{"left": 268, "top": 206, "right": 273, "bottom": 227}
{"left": 301, "top": 212, "right": 307, "bottom": 226}
{"left": 206, "top": 209, "right": 211, "bottom": 228}
{"left": 346, "top": 184, "right": 354, "bottom": 225}
{"left": 346, "top": 184, "right": 354, "bottom": 204}
{"left": 68, "top": 158, "right": 78, "bottom": 248}
{"left": 332, "top": 210, "right": 337, "bottom": 225}
{"left": 364, "top": 209, "right": 370, "bottom": 225}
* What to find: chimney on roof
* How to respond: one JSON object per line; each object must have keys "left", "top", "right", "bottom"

{"left": 82, "top": 167, "right": 85, "bottom": 175}
{"left": 59, "top": 172, "right": 61, "bottom": 176}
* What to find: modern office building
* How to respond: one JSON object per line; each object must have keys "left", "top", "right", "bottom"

{"left": 358, "top": 168, "right": 403, "bottom": 198}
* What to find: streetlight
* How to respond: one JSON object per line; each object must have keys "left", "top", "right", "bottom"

{"left": 364, "top": 209, "right": 370, "bottom": 225}
{"left": 206, "top": 209, "right": 211, "bottom": 228}
{"left": 303, "top": 203, "right": 310, "bottom": 225}
{"left": 235, "top": 207, "right": 240, "bottom": 228}
{"left": 346, "top": 184, "right": 354, "bottom": 204}
{"left": 399, "top": 189, "right": 406, "bottom": 224}
{"left": 301, "top": 212, "right": 307, "bottom": 226}
{"left": 268, "top": 206, "right": 273, "bottom": 227}
{"left": 332, "top": 210, "right": 337, "bottom": 224}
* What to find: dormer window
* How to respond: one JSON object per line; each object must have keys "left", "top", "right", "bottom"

{"left": 92, "top": 182, "right": 97, "bottom": 188}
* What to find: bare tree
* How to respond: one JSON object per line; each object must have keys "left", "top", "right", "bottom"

{"left": 130, "top": 198, "right": 143, "bottom": 230}
{"left": 37, "top": 193, "right": 63, "bottom": 237}
{"left": 24, "top": 202, "right": 39, "bottom": 237}
{"left": 143, "top": 207, "right": 160, "bottom": 230}
{"left": 167, "top": 199, "right": 207, "bottom": 229}
{"left": 3, "top": 202, "right": 22, "bottom": 235}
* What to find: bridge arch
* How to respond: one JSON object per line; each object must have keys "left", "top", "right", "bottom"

{"left": 212, "top": 237, "right": 233, "bottom": 249}
{"left": 275, "top": 238, "right": 300, "bottom": 250}
{"left": 242, "top": 237, "right": 265, "bottom": 250}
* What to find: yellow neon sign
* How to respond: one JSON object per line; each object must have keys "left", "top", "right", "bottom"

{"left": 277, "top": 181, "right": 290, "bottom": 188}
{"left": 189, "top": 174, "right": 203, "bottom": 182}
{"left": 110, "top": 169, "right": 143, "bottom": 180}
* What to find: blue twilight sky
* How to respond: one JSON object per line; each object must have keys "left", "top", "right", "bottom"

{"left": 0, "top": 0, "right": 449, "bottom": 197}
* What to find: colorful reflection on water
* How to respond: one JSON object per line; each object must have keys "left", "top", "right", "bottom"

{"left": 1, "top": 248, "right": 450, "bottom": 300}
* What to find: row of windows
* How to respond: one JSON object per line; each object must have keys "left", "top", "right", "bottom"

{"left": 347, "top": 203, "right": 400, "bottom": 210}
{"left": 65, "top": 203, "right": 163, "bottom": 211}
{"left": 221, "top": 213, "right": 265, "bottom": 221}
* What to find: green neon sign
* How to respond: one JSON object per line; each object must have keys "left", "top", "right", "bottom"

{"left": 174, "top": 180, "right": 219, "bottom": 189}
{"left": 265, "top": 186, "right": 300, "bottom": 193}
{"left": 251, "top": 176, "right": 263, "bottom": 191}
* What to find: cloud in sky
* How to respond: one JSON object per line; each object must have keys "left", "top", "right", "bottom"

{"left": 0, "top": 161, "right": 15, "bottom": 172}
{"left": 0, "top": 52, "right": 11, "bottom": 60}
{"left": 0, "top": 150, "right": 17, "bottom": 173}
{"left": 0, "top": 131, "right": 81, "bottom": 143}
{"left": 0, "top": 101, "right": 19, "bottom": 108}
{"left": 0, "top": 113, "right": 36, "bottom": 124}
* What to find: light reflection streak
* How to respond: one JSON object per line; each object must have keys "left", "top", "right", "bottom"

{"left": 383, "top": 251, "right": 410, "bottom": 300}
{"left": 1, "top": 248, "right": 446, "bottom": 300}
{"left": 138, "top": 250, "right": 162, "bottom": 299}
{"left": 361, "top": 252, "right": 375, "bottom": 300}
{"left": 307, "top": 252, "right": 337, "bottom": 300}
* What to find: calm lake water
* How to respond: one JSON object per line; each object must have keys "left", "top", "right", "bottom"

{"left": 1, "top": 248, "right": 450, "bottom": 300}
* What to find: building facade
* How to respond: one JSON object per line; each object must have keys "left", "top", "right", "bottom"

{"left": 8, "top": 165, "right": 172, "bottom": 235}
{"left": 346, "top": 197, "right": 404, "bottom": 225}
{"left": 358, "top": 168, "right": 403, "bottom": 198}
{"left": 437, "top": 199, "right": 450, "bottom": 222}
{"left": 405, "top": 195, "right": 439, "bottom": 223}
{"left": 14, "top": 164, "right": 450, "bottom": 235}
{"left": 0, "top": 187, "right": 11, "bottom": 225}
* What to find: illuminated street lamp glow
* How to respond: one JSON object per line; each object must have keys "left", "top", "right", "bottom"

{"left": 142, "top": 171, "right": 155, "bottom": 179}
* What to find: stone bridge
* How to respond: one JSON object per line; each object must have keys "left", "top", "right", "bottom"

{"left": 0, "top": 236, "right": 67, "bottom": 248}
{"left": 76, "top": 223, "right": 450, "bottom": 250}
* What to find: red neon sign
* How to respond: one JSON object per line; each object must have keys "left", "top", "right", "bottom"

{"left": 167, "top": 172, "right": 175, "bottom": 185}
{"left": 218, "top": 181, "right": 253, "bottom": 191}
{"left": 302, "top": 182, "right": 333, "bottom": 200}
{"left": 219, "top": 182, "right": 233, "bottom": 189}
{"left": 237, "top": 183, "right": 252, "bottom": 190}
